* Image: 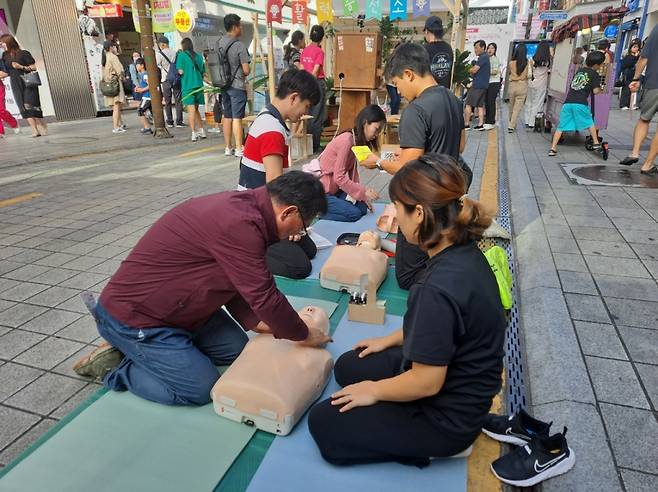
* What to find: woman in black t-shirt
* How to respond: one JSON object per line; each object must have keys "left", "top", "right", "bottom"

{"left": 0, "top": 34, "right": 47, "bottom": 137}
{"left": 309, "top": 154, "right": 507, "bottom": 466}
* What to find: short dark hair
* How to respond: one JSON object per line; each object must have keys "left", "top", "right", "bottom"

{"left": 585, "top": 50, "right": 605, "bottom": 67}
{"left": 384, "top": 42, "right": 431, "bottom": 80}
{"left": 597, "top": 39, "right": 610, "bottom": 49}
{"left": 276, "top": 69, "right": 321, "bottom": 106}
{"left": 474, "top": 40, "right": 486, "bottom": 50}
{"left": 224, "top": 14, "right": 241, "bottom": 32}
{"left": 266, "top": 171, "right": 328, "bottom": 221}
{"left": 310, "top": 25, "right": 324, "bottom": 43}
{"left": 135, "top": 58, "right": 145, "bottom": 67}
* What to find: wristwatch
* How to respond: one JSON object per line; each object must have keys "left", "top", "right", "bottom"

{"left": 375, "top": 158, "right": 384, "bottom": 171}
{"left": 632, "top": 78, "right": 641, "bottom": 82}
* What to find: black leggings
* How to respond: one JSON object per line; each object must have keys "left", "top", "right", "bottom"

{"left": 485, "top": 82, "right": 501, "bottom": 125}
{"left": 308, "top": 347, "right": 474, "bottom": 467}
{"left": 266, "top": 235, "right": 317, "bottom": 279}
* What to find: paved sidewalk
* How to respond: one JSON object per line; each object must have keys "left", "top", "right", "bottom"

{"left": 0, "top": 112, "right": 222, "bottom": 169}
{"left": 506, "top": 105, "right": 658, "bottom": 491}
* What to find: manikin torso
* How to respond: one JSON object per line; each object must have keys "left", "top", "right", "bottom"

{"left": 211, "top": 306, "right": 333, "bottom": 435}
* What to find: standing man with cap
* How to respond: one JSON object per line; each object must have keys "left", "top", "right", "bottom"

{"left": 423, "top": 16, "right": 453, "bottom": 89}
{"left": 156, "top": 36, "right": 184, "bottom": 129}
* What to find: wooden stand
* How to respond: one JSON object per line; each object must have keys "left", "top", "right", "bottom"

{"left": 347, "top": 274, "right": 386, "bottom": 325}
{"left": 337, "top": 91, "right": 371, "bottom": 132}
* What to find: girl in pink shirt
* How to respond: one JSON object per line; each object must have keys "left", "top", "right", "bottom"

{"left": 319, "top": 105, "right": 386, "bottom": 221}
{"left": 301, "top": 25, "right": 326, "bottom": 153}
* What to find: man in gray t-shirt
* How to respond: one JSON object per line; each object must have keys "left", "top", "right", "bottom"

{"left": 218, "top": 14, "right": 251, "bottom": 157}
{"left": 620, "top": 24, "right": 658, "bottom": 173}
{"left": 156, "top": 36, "right": 183, "bottom": 127}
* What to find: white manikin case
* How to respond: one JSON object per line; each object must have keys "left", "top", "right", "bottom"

{"left": 320, "top": 245, "right": 389, "bottom": 293}
{"left": 211, "top": 334, "right": 334, "bottom": 436}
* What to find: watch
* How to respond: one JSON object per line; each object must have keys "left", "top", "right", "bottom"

{"left": 632, "top": 78, "right": 640, "bottom": 82}
{"left": 375, "top": 158, "right": 384, "bottom": 171}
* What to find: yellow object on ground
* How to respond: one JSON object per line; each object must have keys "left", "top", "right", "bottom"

{"left": 484, "top": 246, "right": 514, "bottom": 310}
{"left": 0, "top": 192, "right": 42, "bottom": 208}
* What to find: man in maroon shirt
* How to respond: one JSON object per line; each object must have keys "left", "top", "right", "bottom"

{"left": 74, "top": 171, "right": 329, "bottom": 405}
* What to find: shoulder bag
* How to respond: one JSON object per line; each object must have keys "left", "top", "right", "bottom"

{"left": 100, "top": 69, "right": 120, "bottom": 97}
{"left": 21, "top": 70, "right": 41, "bottom": 88}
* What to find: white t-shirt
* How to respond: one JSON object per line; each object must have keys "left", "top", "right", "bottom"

{"left": 489, "top": 55, "right": 501, "bottom": 84}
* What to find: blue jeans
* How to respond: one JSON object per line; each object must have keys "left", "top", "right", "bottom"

{"left": 96, "top": 303, "right": 248, "bottom": 406}
{"left": 386, "top": 84, "right": 401, "bottom": 115}
{"left": 322, "top": 192, "right": 368, "bottom": 222}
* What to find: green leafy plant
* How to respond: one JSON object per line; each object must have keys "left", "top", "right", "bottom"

{"left": 378, "top": 16, "right": 416, "bottom": 64}
{"left": 188, "top": 74, "right": 269, "bottom": 97}
{"left": 452, "top": 49, "right": 472, "bottom": 89}
{"left": 324, "top": 76, "right": 336, "bottom": 102}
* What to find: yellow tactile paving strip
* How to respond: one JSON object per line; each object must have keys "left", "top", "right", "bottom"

{"left": 467, "top": 128, "right": 503, "bottom": 492}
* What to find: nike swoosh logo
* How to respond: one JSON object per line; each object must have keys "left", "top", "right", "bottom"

{"left": 505, "top": 427, "right": 529, "bottom": 440}
{"left": 534, "top": 453, "right": 566, "bottom": 473}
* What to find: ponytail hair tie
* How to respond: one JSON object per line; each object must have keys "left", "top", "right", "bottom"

{"left": 459, "top": 194, "right": 468, "bottom": 205}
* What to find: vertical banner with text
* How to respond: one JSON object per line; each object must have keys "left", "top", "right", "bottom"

{"left": 365, "top": 0, "right": 382, "bottom": 20}
{"left": 292, "top": 0, "right": 308, "bottom": 25}
{"left": 152, "top": 0, "right": 174, "bottom": 32}
{"left": 343, "top": 0, "right": 358, "bottom": 16}
{"left": 412, "top": 0, "right": 430, "bottom": 19}
{"left": 390, "top": 0, "right": 407, "bottom": 21}
{"left": 317, "top": 0, "right": 334, "bottom": 24}
{"left": 266, "top": 0, "right": 283, "bottom": 24}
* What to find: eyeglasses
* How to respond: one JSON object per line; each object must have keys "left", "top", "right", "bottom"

{"left": 297, "top": 209, "right": 308, "bottom": 237}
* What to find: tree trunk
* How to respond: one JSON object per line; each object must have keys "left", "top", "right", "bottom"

{"left": 136, "top": 0, "right": 171, "bottom": 138}
{"left": 525, "top": 0, "right": 537, "bottom": 40}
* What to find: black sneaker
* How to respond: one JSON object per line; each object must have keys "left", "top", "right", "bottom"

{"left": 491, "top": 427, "right": 575, "bottom": 487}
{"left": 474, "top": 125, "right": 485, "bottom": 131}
{"left": 482, "top": 408, "right": 551, "bottom": 445}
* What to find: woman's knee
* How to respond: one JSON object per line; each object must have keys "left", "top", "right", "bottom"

{"left": 334, "top": 350, "right": 362, "bottom": 387}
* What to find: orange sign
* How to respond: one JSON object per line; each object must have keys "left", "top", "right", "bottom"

{"left": 88, "top": 4, "right": 123, "bottom": 18}
{"left": 174, "top": 9, "right": 194, "bottom": 33}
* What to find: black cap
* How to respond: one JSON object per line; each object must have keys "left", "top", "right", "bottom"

{"left": 157, "top": 35, "right": 169, "bottom": 45}
{"left": 424, "top": 16, "right": 443, "bottom": 33}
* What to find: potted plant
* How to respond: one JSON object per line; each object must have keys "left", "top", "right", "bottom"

{"left": 325, "top": 77, "right": 336, "bottom": 105}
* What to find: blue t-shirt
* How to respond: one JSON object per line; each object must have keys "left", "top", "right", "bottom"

{"left": 473, "top": 53, "right": 490, "bottom": 90}
{"left": 138, "top": 71, "right": 150, "bottom": 99}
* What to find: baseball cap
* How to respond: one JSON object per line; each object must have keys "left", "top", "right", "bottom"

{"left": 157, "top": 35, "right": 169, "bottom": 45}
{"left": 424, "top": 16, "right": 443, "bottom": 33}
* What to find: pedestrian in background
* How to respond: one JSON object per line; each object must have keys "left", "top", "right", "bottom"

{"left": 0, "top": 33, "right": 47, "bottom": 137}
{"left": 423, "top": 16, "right": 453, "bottom": 89}
{"left": 506, "top": 43, "right": 529, "bottom": 134}
{"left": 301, "top": 25, "right": 327, "bottom": 153}
{"left": 101, "top": 40, "right": 126, "bottom": 134}
{"left": 525, "top": 40, "right": 551, "bottom": 129}
{"left": 619, "top": 39, "right": 641, "bottom": 110}
{"left": 0, "top": 56, "right": 19, "bottom": 138}
{"left": 177, "top": 37, "right": 206, "bottom": 142}
{"left": 134, "top": 58, "right": 152, "bottom": 135}
{"left": 128, "top": 51, "right": 142, "bottom": 102}
{"left": 156, "top": 36, "right": 184, "bottom": 128}
{"left": 484, "top": 42, "right": 500, "bottom": 130}
{"left": 218, "top": 14, "right": 250, "bottom": 157}
{"left": 464, "top": 40, "right": 489, "bottom": 131}
{"left": 284, "top": 31, "right": 305, "bottom": 70}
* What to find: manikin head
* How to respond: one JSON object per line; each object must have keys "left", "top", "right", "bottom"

{"left": 298, "top": 306, "right": 329, "bottom": 335}
{"left": 266, "top": 171, "right": 328, "bottom": 240}
{"left": 357, "top": 230, "right": 381, "bottom": 250}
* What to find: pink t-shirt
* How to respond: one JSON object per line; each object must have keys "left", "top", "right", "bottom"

{"left": 300, "top": 45, "right": 325, "bottom": 79}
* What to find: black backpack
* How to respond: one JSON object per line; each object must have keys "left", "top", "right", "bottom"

{"left": 209, "top": 39, "right": 240, "bottom": 89}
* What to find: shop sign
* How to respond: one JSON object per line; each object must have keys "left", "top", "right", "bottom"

{"left": 88, "top": 4, "right": 123, "bottom": 18}
{"left": 152, "top": 0, "right": 174, "bottom": 33}
{"left": 539, "top": 10, "right": 567, "bottom": 21}
{"left": 604, "top": 25, "right": 618, "bottom": 40}
{"left": 174, "top": 9, "right": 194, "bottom": 33}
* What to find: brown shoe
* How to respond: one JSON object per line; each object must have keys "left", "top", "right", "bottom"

{"left": 73, "top": 342, "right": 123, "bottom": 381}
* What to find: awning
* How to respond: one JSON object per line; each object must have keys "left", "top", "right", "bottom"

{"left": 551, "top": 6, "right": 629, "bottom": 43}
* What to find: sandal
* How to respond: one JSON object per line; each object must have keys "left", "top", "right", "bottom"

{"left": 640, "top": 166, "right": 658, "bottom": 175}
{"left": 376, "top": 203, "right": 398, "bottom": 234}
{"left": 620, "top": 156, "right": 639, "bottom": 166}
{"left": 548, "top": 149, "right": 557, "bottom": 157}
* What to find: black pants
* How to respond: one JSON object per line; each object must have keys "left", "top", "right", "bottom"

{"left": 619, "top": 83, "right": 632, "bottom": 108}
{"left": 309, "top": 81, "right": 326, "bottom": 153}
{"left": 308, "top": 348, "right": 473, "bottom": 466}
{"left": 395, "top": 158, "right": 472, "bottom": 290}
{"left": 266, "top": 235, "right": 317, "bottom": 279}
{"left": 161, "top": 81, "right": 183, "bottom": 125}
{"left": 485, "top": 82, "right": 500, "bottom": 125}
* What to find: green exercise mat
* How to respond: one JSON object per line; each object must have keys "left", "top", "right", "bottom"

{"left": 0, "top": 391, "right": 256, "bottom": 492}
{"left": 285, "top": 295, "right": 338, "bottom": 318}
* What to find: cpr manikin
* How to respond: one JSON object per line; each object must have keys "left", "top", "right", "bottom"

{"left": 320, "top": 230, "right": 389, "bottom": 292}
{"left": 211, "top": 306, "right": 333, "bottom": 436}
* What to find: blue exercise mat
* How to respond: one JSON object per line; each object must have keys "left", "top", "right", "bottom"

{"left": 308, "top": 203, "right": 387, "bottom": 279}
{"left": 245, "top": 312, "right": 467, "bottom": 492}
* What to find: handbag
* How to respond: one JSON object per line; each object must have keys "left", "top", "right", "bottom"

{"left": 21, "top": 70, "right": 41, "bottom": 88}
{"left": 100, "top": 73, "right": 120, "bottom": 97}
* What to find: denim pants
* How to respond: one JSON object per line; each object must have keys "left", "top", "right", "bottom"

{"left": 321, "top": 192, "right": 368, "bottom": 222}
{"left": 95, "top": 302, "right": 248, "bottom": 406}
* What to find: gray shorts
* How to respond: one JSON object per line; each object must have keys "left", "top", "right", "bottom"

{"left": 640, "top": 88, "right": 658, "bottom": 121}
{"left": 466, "top": 88, "right": 487, "bottom": 108}
{"left": 222, "top": 88, "right": 247, "bottom": 119}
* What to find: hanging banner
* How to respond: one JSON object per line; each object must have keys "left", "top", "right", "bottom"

{"left": 412, "top": 0, "right": 429, "bottom": 19}
{"left": 365, "top": 0, "right": 382, "bottom": 20}
{"left": 131, "top": 0, "right": 140, "bottom": 33}
{"left": 292, "top": 0, "right": 307, "bottom": 25}
{"left": 317, "top": 0, "right": 334, "bottom": 24}
{"left": 266, "top": 0, "right": 283, "bottom": 24}
{"left": 174, "top": 9, "right": 194, "bottom": 33}
{"left": 152, "top": 0, "right": 174, "bottom": 32}
{"left": 343, "top": 0, "right": 358, "bottom": 17}
{"left": 390, "top": 0, "right": 407, "bottom": 21}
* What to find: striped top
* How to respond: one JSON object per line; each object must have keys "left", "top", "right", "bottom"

{"left": 238, "top": 105, "right": 290, "bottom": 190}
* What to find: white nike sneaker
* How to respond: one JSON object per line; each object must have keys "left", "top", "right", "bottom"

{"left": 191, "top": 132, "right": 199, "bottom": 142}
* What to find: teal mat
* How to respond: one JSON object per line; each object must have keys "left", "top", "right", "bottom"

{"left": 0, "top": 392, "right": 256, "bottom": 492}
